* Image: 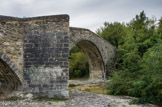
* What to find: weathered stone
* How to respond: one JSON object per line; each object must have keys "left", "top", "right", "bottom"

{"left": 0, "top": 14, "right": 115, "bottom": 98}
{"left": 70, "top": 28, "right": 115, "bottom": 79}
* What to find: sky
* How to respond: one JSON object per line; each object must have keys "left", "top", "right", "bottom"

{"left": 0, "top": 0, "right": 162, "bottom": 31}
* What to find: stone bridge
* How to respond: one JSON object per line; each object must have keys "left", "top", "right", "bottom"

{"left": 0, "top": 15, "right": 115, "bottom": 98}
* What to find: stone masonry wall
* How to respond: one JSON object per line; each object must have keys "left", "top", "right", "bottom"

{"left": 0, "top": 15, "right": 115, "bottom": 98}
{"left": 70, "top": 27, "right": 115, "bottom": 65}
{"left": 23, "top": 15, "right": 70, "bottom": 98}
{"left": 0, "top": 17, "right": 24, "bottom": 83}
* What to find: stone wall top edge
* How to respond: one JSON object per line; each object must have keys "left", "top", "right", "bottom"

{"left": 70, "top": 27, "right": 116, "bottom": 50}
{"left": 70, "top": 27, "right": 90, "bottom": 32}
{"left": 0, "top": 14, "right": 69, "bottom": 22}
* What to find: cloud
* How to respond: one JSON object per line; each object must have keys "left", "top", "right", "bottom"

{"left": 0, "top": 0, "right": 161, "bottom": 31}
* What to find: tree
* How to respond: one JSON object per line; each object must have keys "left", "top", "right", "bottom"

{"left": 97, "top": 22, "right": 127, "bottom": 48}
{"left": 102, "top": 11, "right": 162, "bottom": 105}
{"left": 128, "top": 10, "right": 157, "bottom": 56}
{"left": 157, "top": 18, "right": 162, "bottom": 39}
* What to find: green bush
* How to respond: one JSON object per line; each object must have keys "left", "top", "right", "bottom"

{"left": 107, "top": 42, "right": 162, "bottom": 103}
{"left": 97, "top": 11, "right": 162, "bottom": 105}
{"left": 69, "top": 46, "right": 89, "bottom": 79}
{"left": 69, "top": 84, "right": 77, "bottom": 87}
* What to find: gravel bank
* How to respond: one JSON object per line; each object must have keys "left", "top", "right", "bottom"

{"left": 0, "top": 91, "right": 158, "bottom": 107}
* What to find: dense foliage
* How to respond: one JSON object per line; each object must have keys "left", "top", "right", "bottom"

{"left": 69, "top": 46, "right": 89, "bottom": 79}
{"left": 97, "top": 11, "right": 162, "bottom": 104}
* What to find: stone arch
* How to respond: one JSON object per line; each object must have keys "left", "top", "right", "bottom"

{"left": 70, "top": 39, "right": 105, "bottom": 79}
{"left": 0, "top": 52, "right": 22, "bottom": 95}
{"left": 70, "top": 27, "right": 116, "bottom": 80}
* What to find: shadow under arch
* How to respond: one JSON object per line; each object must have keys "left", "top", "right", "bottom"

{"left": 0, "top": 52, "right": 22, "bottom": 96}
{"left": 70, "top": 39, "right": 105, "bottom": 80}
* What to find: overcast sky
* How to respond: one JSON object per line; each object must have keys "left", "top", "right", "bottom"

{"left": 0, "top": 0, "right": 162, "bottom": 31}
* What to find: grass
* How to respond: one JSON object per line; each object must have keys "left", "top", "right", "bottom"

{"left": 69, "top": 83, "right": 108, "bottom": 95}
{"left": 33, "top": 97, "right": 68, "bottom": 102}
{"left": 83, "top": 84, "right": 107, "bottom": 95}
{"left": 69, "top": 76, "right": 89, "bottom": 80}
{"left": 0, "top": 96, "right": 24, "bottom": 101}
{"left": 0, "top": 96, "right": 67, "bottom": 102}
{"left": 69, "top": 84, "right": 78, "bottom": 87}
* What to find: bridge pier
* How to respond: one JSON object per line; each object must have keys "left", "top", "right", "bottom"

{"left": 0, "top": 15, "right": 115, "bottom": 98}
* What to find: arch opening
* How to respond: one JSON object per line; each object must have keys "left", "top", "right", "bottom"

{"left": 69, "top": 40, "right": 105, "bottom": 80}
{"left": 0, "top": 58, "right": 22, "bottom": 97}
{"left": 69, "top": 45, "right": 89, "bottom": 80}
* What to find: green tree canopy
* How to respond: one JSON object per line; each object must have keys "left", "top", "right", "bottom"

{"left": 97, "top": 11, "right": 162, "bottom": 105}
{"left": 97, "top": 22, "right": 126, "bottom": 48}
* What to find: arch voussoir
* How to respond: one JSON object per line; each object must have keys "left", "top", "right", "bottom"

{"left": 0, "top": 52, "right": 22, "bottom": 95}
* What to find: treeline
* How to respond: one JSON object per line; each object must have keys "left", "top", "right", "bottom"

{"left": 97, "top": 11, "right": 162, "bottom": 104}
{"left": 69, "top": 11, "right": 162, "bottom": 105}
